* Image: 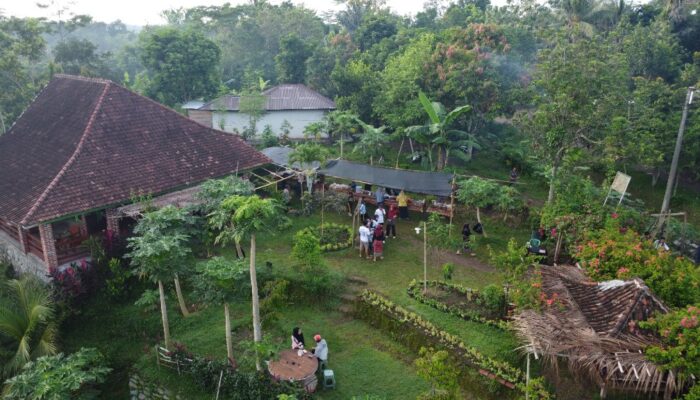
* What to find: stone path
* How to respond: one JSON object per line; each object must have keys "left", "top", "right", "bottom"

{"left": 129, "top": 373, "right": 182, "bottom": 400}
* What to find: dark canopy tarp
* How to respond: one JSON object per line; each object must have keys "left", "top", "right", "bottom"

{"left": 261, "top": 146, "right": 320, "bottom": 170}
{"left": 318, "top": 160, "right": 454, "bottom": 196}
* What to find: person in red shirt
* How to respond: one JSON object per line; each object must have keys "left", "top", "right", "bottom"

{"left": 373, "top": 224, "right": 385, "bottom": 261}
{"left": 386, "top": 204, "right": 398, "bottom": 239}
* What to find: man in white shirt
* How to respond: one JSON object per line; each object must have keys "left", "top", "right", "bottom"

{"left": 374, "top": 205, "right": 386, "bottom": 225}
{"left": 359, "top": 222, "right": 371, "bottom": 259}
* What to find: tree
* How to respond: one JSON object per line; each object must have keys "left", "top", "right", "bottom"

{"left": 0, "top": 278, "right": 57, "bottom": 378}
{"left": 405, "top": 92, "right": 472, "bottom": 170}
{"left": 0, "top": 16, "right": 47, "bottom": 131}
{"left": 275, "top": 34, "right": 311, "bottom": 83}
{"left": 52, "top": 37, "right": 109, "bottom": 77}
{"left": 127, "top": 206, "right": 193, "bottom": 349}
{"left": 288, "top": 142, "right": 329, "bottom": 194}
{"left": 331, "top": 59, "right": 380, "bottom": 123}
{"left": 195, "top": 257, "right": 248, "bottom": 361}
{"left": 325, "top": 110, "right": 362, "bottom": 157}
{"left": 352, "top": 120, "right": 389, "bottom": 165}
{"left": 456, "top": 177, "right": 501, "bottom": 236}
{"left": 516, "top": 34, "right": 628, "bottom": 203}
{"left": 215, "top": 195, "right": 289, "bottom": 370}
{"left": 414, "top": 347, "right": 460, "bottom": 399}
{"left": 138, "top": 27, "right": 221, "bottom": 106}
{"left": 354, "top": 13, "right": 398, "bottom": 51}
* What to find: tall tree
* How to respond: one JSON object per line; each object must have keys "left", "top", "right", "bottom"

{"left": 215, "top": 195, "right": 288, "bottom": 370}
{"left": 0, "top": 278, "right": 57, "bottom": 378}
{"left": 139, "top": 27, "right": 221, "bottom": 106}
{"left": 0, "top": 16, "right": 47, "bottom": 131}
{"left": 275, "top": 34, "right": 311, "bottom": 83}
{"left": 289, "top": 142, "right": 329, "bottom": 194}
{"left": 353, "top": 120, "right": 389, "bottom": 165}
{"left": 517, "top": 34, "right": 629, "bottom": 203}
{"left": 195, "top": 257, "right": 248, "bottom": 361}
{"left": 127, "top": 206, "right": 193, "bottom": 349}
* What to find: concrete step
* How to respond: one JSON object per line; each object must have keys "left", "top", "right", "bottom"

{"left": 340, "top": 293, "right": 357, "bottom": 303}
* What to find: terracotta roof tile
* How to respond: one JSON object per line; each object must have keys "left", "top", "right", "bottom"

{"left": 0, "top": 75, "right": 270, "bottom": 225}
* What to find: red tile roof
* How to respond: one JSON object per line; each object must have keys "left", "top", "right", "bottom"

{"left": 200, "top": 84, "right": 336, "bottom": 111}
{"left": 0, "top": 75, "right": 270, "bottom": 226}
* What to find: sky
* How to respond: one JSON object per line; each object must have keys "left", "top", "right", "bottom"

{"left": 0, "top": 0, "right": 434, "bottom": 26}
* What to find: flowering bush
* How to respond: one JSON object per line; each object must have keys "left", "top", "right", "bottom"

{"left": 576, "top": 218, "right": 700, "bottom": 307}
{"left": 296, "top": 223, "right": 352, "bottom": 252}
{"left": 640, "top": 305, "right": 700, "bottom": 381}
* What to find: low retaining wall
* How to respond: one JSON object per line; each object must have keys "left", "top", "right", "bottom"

{"left": 0, "top": 230, "right": 48, "bottom": 281}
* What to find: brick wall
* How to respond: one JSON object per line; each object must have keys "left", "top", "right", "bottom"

{"left": 39, "top": 223, "right": 58, "bottom": 269}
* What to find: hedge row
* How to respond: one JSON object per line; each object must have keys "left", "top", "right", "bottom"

{"left": 355, "top": 290, "right": 552, "bottom": 400}
{"left": 298, "top": 223, "right": 353, "bottom": 252}
{"left": 406, "top": 279, "right": 511, "bottom": 330}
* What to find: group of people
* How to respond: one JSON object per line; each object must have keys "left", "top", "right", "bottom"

{"left": 357, "top": 199, "right": 401, "bottom": 261}
{"left": 291, "top": 327, "right": 328, "bottom": 367}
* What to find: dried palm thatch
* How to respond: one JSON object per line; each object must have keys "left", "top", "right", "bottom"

{"left": 513, "top": 265, "right": 684, "bottom": 398}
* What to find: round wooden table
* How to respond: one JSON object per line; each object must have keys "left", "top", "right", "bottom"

{"left": 268, "top": 349, "right": 319, "bottom": 392}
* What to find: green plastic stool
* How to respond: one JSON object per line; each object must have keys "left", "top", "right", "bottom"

{"left": 322, "top": 369, "right": 336, "bottom": 389}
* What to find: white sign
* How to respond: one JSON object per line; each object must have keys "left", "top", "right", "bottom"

{"left": 604, "top": 172, "right": 632, "bottom": 207}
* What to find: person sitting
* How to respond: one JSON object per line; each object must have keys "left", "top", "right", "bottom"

{"left": 312, "top": 334, "right": 329, "bottom": 365}
{"left": 654, "top": 237, "right": 670, "bottom": 251}
{"left": 291, "top": 327, "right": 305, "bottom": 350}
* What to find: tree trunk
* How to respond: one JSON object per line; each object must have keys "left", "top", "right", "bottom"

{"left": 476, "top": 207, "right": 488, "bottom": 238}
{"left": 370, "top": 155, "right": 373, "bottom": 165}
{"left": 235, "top": 240, "right": 244, "bottom": 259}
{"left": 651, "top": 168, "right": 660, "bottom": 187}
{"left": 249, "top": 234, "right": 262, "bottom": 371}
{"left": 173, "top": 274, "right": 190, "bottom": 317}
{"left": 436, "top": 145, "right": 445, "bottom": 171}
{"left": 224, "top": 302, "right": 233, "bottom": 361}
{"left": 547, "top": 163, "right": 560, "bottom": 205}
{"left": 158, "top": 280, "right": 171, "bottom": 349}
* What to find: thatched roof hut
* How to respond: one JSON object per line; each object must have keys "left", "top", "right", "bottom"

{"left": 513, "top": 265, "right": 684, "bottom": 399}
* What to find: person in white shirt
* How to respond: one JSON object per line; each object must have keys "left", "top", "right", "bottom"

{"left": 312, "top": 334, "right": 328, "bottom": 364}
{"left": 374, "top": 205, "right": 386, "bottom": 225}
{"left": 359, "top": 222, "right": 371, "bottom": 259}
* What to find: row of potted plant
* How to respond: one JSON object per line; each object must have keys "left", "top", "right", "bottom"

{"left": 356, "top": 290, "right": 551, "bottom": 399}
{"left": 406, "top": 279, "right": 511, "bottom": 330}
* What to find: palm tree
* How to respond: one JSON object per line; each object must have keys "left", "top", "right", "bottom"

{"left": 128, "top": 206, "right": 192, "bottom": 349}
{"left": 215, "top": 195, "right": 288, "bottom": 370}
{"left": 0, "top": 278, "right": 57, "bottom": 377}
{"left": 406, "top": 92, "right": 471, "bottom": 170}
{"left": 556, "top": 0, "right": 626, "bottom": 34}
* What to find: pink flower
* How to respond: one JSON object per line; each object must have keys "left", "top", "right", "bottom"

{"left": 611, "top": 213, "right": 619, "bottom": 219}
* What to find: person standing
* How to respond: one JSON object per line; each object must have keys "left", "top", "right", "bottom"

{"left": 509, "top": 167, "right": 519, "bottom": 184}
{"left": 373, "top": 223, "right": 385, "bottom": 261}
{"left": 359, "top": 222, "right": 371, "bottom": 259}
{"left": 457, "top": 223, "right": 472, "bottom": 255}
{"left": 386, "top": 204, "right": 398, "bottom": 239}
{"left": 374, "top": 204, "right": 386, "bottom": 225}
{"left": 358, "top": 198, "right": 367, "bottom": 223}
{"left": 375, "top": 186, "right": 385, "bottom": 206}
{"left": 397, "top": 190, "right": 409, "bottom": 220}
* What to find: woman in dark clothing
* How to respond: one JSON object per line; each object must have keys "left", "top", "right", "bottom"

{"left": 291, "top": 327, "right": 305, "bottom": 350}
{"left": 458, "top": 223, "right": 471, "bottom": 255}
{"left": 373, "top": 224, "right": 385, "bottom": 261}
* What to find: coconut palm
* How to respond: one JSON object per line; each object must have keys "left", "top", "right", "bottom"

{"left": 215, "top": 195, "right": 288, "bottom": 370}
{"left": 352, "top": 120, "right": 389, "bottom": 165}
{"left": 406, "top": 92, "right": 471, "bottom": 170}
{"left": 0, "top": 278, "right": 57, "bottom": 377}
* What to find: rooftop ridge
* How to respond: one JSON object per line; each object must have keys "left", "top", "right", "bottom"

{"left": 52, "top": 74, "right": 112, "bottom": 85}
{"left": 20, "top": 81, "right": 111, "bottom": 225}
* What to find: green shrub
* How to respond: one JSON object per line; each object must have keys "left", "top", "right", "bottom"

{"left": 480, "top": 284, "right": 505, "bottom": 315}
{"left": 291, "top": 229, "right": 322, "bottom": 268}
{"left": 261, "top": 124, "right": 279, "bottom": 148}
{"left": 442, "top": 263, "right": 454, "bottom": 281}
{"left": 105, "top": 258, "right": 130, "bottom": 299}
{"left": 134, "top": 288, "right": 160, "bottom": 312}
{"left": 3, "top": 348, "right": 111, "bottom": 400}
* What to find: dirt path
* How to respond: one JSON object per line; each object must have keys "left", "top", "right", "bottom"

{"left": 404, "top": 234, "right": 496, "bottom": 273}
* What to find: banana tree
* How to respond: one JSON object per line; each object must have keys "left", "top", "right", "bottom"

{"left": 215, "top": 195, "right": 288, "bottom": 370}
{"left": 352, "top": 120, "right": 389, "bottom": 165}
{"left": 288, "top": 142, "right": 328, "bottom": 195}
{"left": 406, "top": 92, "right": 472, "bottom": 170}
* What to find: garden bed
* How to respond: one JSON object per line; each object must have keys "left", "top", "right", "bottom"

{"left": 354, "top": 290, "right": 551, "bottom": 399}
{"left": 407, "top": 280, "right": 510, "bottom": 330}
{"left": 298, "top": 223, "right": 352, "bottom": 252}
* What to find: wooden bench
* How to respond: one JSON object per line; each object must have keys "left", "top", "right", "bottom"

{"left": 155, "top": 346, "right": 192, "bottom": 375}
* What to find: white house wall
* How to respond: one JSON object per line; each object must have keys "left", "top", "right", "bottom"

{"left": 212, "top": 110, "right": 328, "bottom": 138}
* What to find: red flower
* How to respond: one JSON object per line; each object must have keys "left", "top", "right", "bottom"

{"left": 611, "top": 213, "right": 619, "bottom": 219}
